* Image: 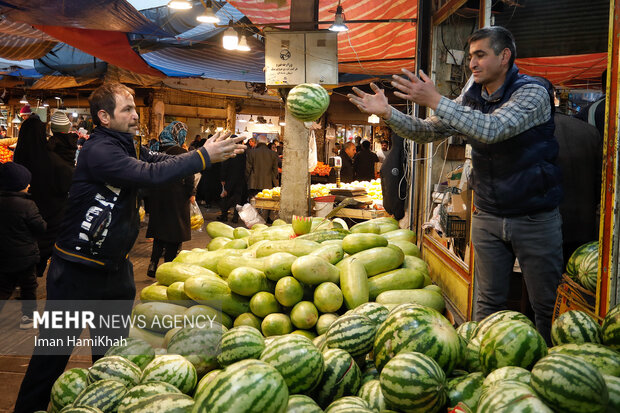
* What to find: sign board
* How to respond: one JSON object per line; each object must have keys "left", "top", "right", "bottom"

{"left": 265, "top": 30, "right": 338, "bottom": 87}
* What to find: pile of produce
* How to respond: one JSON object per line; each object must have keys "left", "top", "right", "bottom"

{"left": 256, "top": 180, "right": 383, "bottom": 203}
{"left": 46, "top": 218, "right": 620, "bottom": 413}
{"left": 310, "top": 162, "right": 332, "bottom": 177}
{"left": 565, "top": 240, "right": 599, "bottom": 292}
{"left": 0, "top": 144, "right": 14, "bottom": 163}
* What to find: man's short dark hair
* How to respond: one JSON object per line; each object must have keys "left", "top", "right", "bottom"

{"left": 361, "top": 140, "right": 371, "bottom": 150}
{"left": 468, "top": 26, "right": 517, "bottom": 67}
{"left": 89, "top": 83, "right": 135, "bottom": 126}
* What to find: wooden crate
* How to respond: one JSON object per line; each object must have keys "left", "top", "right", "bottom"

{"left": 552, "top": 274, "right": 602, "bottom": 323}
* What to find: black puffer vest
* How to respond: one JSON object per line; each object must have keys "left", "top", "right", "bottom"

{"left": 463, "top": 65, "right": 562, "bottom": 216}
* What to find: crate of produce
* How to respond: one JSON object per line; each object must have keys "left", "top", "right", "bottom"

{"left": 552, "top": 274, "right": 601, "bottom": 323}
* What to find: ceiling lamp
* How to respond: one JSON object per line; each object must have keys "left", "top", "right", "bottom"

{"left": 267, "top": 118, "right": 274, "bottom": 126}
{"left": 248, "top": 115, "right": 256, "bottom": 124}
{"left": 216, "top": 126, "right": 224, "bottom": 132}
{"left": 368, "top": 114, "right": 380, "bottom": 124}
{"left": 197, "top": 0, "right": 219, "bottom": 23}
{"left": 279, "top": 118, "right": 286, "bottom": 126}
{"left": 12, "top": 114, "right": 21, "bottom": 124}
{"left": 236, "top": 35, "right": 251, "bottom": 52}
{"left": 222, "top": 20, "right": 239, "bottom": 50}
{"left": 243, "top": 127, "right": 248, "bottom": 132}
{"left": 168, "top": 0, "right": 192, "bottom": 10}
{"left": 43, "top": 101, "right": 49, "bottom": 107}
{"left": 329, "top": 2, "right": 349, "bottom": 32}
{"left": 237, "top": 117, "right": 247, "bottom": 123}
{"left": 20, "top": 94, "right": 28, "bottom": 104}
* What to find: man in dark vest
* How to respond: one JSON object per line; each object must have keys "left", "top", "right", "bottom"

{"left": 348, "top": 26, "right": 562, "bottom": 344}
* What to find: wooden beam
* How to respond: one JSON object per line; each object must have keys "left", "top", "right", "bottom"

{"left": 164, "top": 104, "right": 227, "bottom": 119}
{"left": 432, "top": 0, "right": 468, "bottom": 27}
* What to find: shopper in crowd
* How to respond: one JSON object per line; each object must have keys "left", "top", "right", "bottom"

{"left": 339, "top": 141, "right": 356, "bottom": 183}
{"left": 189, "top": 133, "right": 202, "bottom": 150}
{"left": 18, "top": 104, "right": 37, "bottom": 122}
{"left": 246, "top": 134, "right": 278, "bottom": 223}
{"left": 376, "top": 139, "right": 391, "bottom": 176}
{"left": 14, "top": 82, "right": 246, "bottom": 413}
{"left": 0, "top": 162, "right": 46, "bottom": 329}
{"left": 196, "top": 134, "right": 222, "bottom": 207}
{"left": 354, "top": 139, "right": 379, "bottom": 181}
{"left": 145, "top": 121, "right": 194, "bottom": 277}
{"left": 218, "top": 134, "right": 247, "bottom": 223}
{"left": 13, "top": 110, "right": 74, "bottom": 279}
{"left": 349, "top": 26, "right": 562, "bottom": 344}
{"left": 247, "top": 136, "right": 257, "bottom": 149}
{"left": 575, "top": 69, "right": 606, "bottom": 138}
{"left": 536, "top": 77, "right": 603, "bottom": 267}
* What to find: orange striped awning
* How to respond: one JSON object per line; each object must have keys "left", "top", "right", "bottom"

{"left": 0, "top": 19, "right": 56, "bottom": 59}
{"left": 228, "top": 0, "right": 417, "bottom": 75}
{"left": 516, "top": 53, "right": 607, "bottom": 87}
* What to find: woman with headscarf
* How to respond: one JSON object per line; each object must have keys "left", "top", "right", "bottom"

{"left": 13, "top": 111, "right": 74, "bottom": 278}
{"left": 145, "top": 121, "right": 195, "bottom": 277}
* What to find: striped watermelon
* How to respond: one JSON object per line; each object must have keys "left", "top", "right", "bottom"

{"left": 603, "top": 374, "right": 620, "bottom": 413}
{"left": 473, "top": 310, "right": 535, "bottom": 341}
{"left": 482, "top": 366, "right": 531, "bottom": 389}
{"left": 50, "top": 368, "right": 90, "bottom": 411}
{"left": 602, "top": 303, "right": 620, "bottom": 350}
{"left": 457, "top": 335, "right": 482, "bottom": 373}
{"left": 446, "top": 372, "right": 484, "bottom": 410}
{"left": 316, "top": 313, "right": 339, "bottom": 336}
{"left": 166, "top": 326, "right": 223, "bottom": 376}
{"left": 72, "top": 379, "right": 128, "bottom": 413}
{"left": 566, "top": 241, "right": 598, "bottom": 279}
{"left": 324, "top": 396, "right": 373, "bottom": 413}
{"left": 456, "top": 321, "right": 478, "bottom": 343}
{"left": 141, "top": 354, "right": 197, "bottom": 394}
{"left": 59, "top": 407, "right": 104, "bottom": 413}
{"left": 286, "top": 83, "right": 330, "bottom": 122}
{"left": 117, "top": 393, "right": 194, "bottom": 413}
{"left": 325, "top": 314, "right": 376, "bottom": 357}
{"left": 576, "top": 245, "right": 599, "bottom": 292}
{"left": 104, "top": 337, "right": 155, "bottom": 369}
{"left": 312, "top": 334, "right": 327, "bottom": 350}
{"left": 216, "top": 326, "right": 264, "bottom": 367}
{"left": 531, "top": 353, "right": 608, "bottom": 413}
{"left": 117, "top": 381, "right": 181, "bottom": 411}
{"left": 192, "top": 359, "right": 288, "bottom": 413}
{"left": 373, "top": 305, "right": 461, "bottom": 374}
{"left": 379, "top": 351, "right": 447, "bottom": 413}
{"left": 479, "top": 320, "right": 547, "bottom": 375}
{"left": 285, "top": 395, "right": 322, "bottom": 413}
{"left": 350, "top": 302, "right": 389, "bottom": 326}
{"left": 548, "top": 342, "right": 620, "bottom": 376}
{"left": 357, "top": 379, "right": 386, "bottom": 412}
{"left": 312, "top": 348, "right": 362, "bottom": 408}
{"left": 193, "top": 369, "right": 221, "bottom": 397}
{"left": 551, "top": 309, "right": 602, "bottom": 345}
{"left": 477, "top": 380, "right": 552, "bottom": 413}
{"left": 88, "top": 356, "right": 141, "bottom": 388}
{"left": 259, "top": 334, "right": 324, "bottom": 394}
{"left": 359, "top": 358, "right": 379, "bottom": 385}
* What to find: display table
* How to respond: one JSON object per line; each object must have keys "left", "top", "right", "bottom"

{"left": 253, "top": 198, "right": 388, "bottom": 220}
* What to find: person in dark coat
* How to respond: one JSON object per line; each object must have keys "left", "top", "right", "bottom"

{"left": 13, "top": 110, "right": 74, "bottom": 278}
{"left": 196, "top": 134, "right": 222, "bottom": 206}
{"left": 0, "top": 162, "right": 46, "bottom": 329}
{"left": 339, "top": 141, "right": 357, "bottom": 183}
{"left": 246, "top": 135, "right": 279, "bottom": 222}
{"left": 146, "top": 121, "right": 195, "bottom": 277}
{"left": 218, "top": 135, "right": 247, "bottom": 222}
{"left": 354, "top": 139, "right": 379, "bottom": 181}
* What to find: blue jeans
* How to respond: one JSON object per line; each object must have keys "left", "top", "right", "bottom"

{"left": 471, "top": 207, "right": 563, "bottom": 344}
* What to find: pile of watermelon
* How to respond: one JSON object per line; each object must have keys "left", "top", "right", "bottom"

{"left": 47, "top": 304, "right": 620, "bottom": 413}
{"left": 566, "top": 240, "right": 599, "bottom": 292}
{"left": 46, "top": 218, "right": 620, "bottom": 412}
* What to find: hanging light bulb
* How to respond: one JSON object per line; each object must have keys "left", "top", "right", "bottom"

{"left": 279, "top": 118, "right": 286, "bottom": 126}
{"left": 222, "top": 20, "right": 239, "bottom": 50}
{"left": 244, "top": 126, "right": 248, "bottom": 132}
{"left": 43, "top": 101, "right": 49, "bottom": 107}
{"left": 216, "top": 126, "right": 224, "bottom": 132}
{"left": 329, "top": 2, "right": 349, "bottom": 32}
{"left": 237, "top": 117, "right": 247, "bottom": 123}
{"left": 168, "top": 0, "right": 192, "bottom": 10}
{"left": 368, "top": 114, "right": 380, "bottom": 124}
{"left": 236, "top": 35, "right": 251, "bottom": 51}
{"left": 72, "top": 111, "right": 78, "bottom": 118}
{"left": 20, "top": 95, "right": 28, "bottom": 104}
{"left": 248, "top": 115, "right": 256, "bottom": 124}
{"left": 12, "top": 114, "right": 21, "bottom": 124}
{"left": 197, "top": 0, "right": 219, "bottom": 23}
{"left": 267, "top": 118, "right": 274, "bottom": 126}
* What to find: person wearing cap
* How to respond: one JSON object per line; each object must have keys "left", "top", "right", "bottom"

{"left": 0, "top": 162, "right": 47, "bottom": 329}
{"left": 18, "top": 104, "right": 37, "bottom": 122}
{"left": 14, "top": 82, "right": 246, "bottom": 413}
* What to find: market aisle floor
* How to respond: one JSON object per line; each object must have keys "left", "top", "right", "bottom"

{"left": 0, "top": 207, "right": 223, "bottom": 412}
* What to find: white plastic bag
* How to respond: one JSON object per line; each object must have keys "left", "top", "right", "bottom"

{"left": 236, "top": 203, "right": 265, "bottom": 228}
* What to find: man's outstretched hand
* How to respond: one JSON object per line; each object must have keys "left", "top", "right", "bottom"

{"left": 347, "top": 83, "right": 392, "bottom": 119}
{"left": 392, "top": 69, "right": 442, "bottom": 110}
{"left": 203, "top": 131, "right": 246, "bottom": 163}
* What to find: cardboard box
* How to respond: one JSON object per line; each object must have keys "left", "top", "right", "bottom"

{"left": 450, "top": 193, "right": 467, "bottom": 219}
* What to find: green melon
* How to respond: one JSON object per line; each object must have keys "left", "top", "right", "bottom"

{"left": 117, "top": 381, "right": 181, "bottom": 411}
{"left": 87, "top": 356, "right": 141, "bottom": 388}
{"left": 72, "top": 379, "right": 128, "bottom": 413}
{"left": 140, "top": 354, "right": 197, "bottom": 394}
{"left": 286, "top": 83, "right": 330, "bottom": 122}
{"left": 216, "top": 325, "right": 264, "bottom": 367}
{"left": 325, "top": 314, "right": 376, "bottom": 357}
{"left": 551, "top": 310, "right": 602, "bottom": 345}
{"left": 104, "top": 337, "right": 155, "bottom": 369}
{"left": 602, "top": 303, "right": 620, "bottom": 350}
{"left": 166, "top": 326, "right": 224, "bottom": 376}
{"left": 50, "top": 368, "right": 90, "bottom": 412}
{"left": 312, "top": 348, "right": 362, "bottom": 408}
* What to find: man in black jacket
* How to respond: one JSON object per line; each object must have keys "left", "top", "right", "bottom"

{"left": 14, "top": 82, "right": 245, "bottom": 413}
{"left": 339, "top": 141, "right": 356, "bottom": 183}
